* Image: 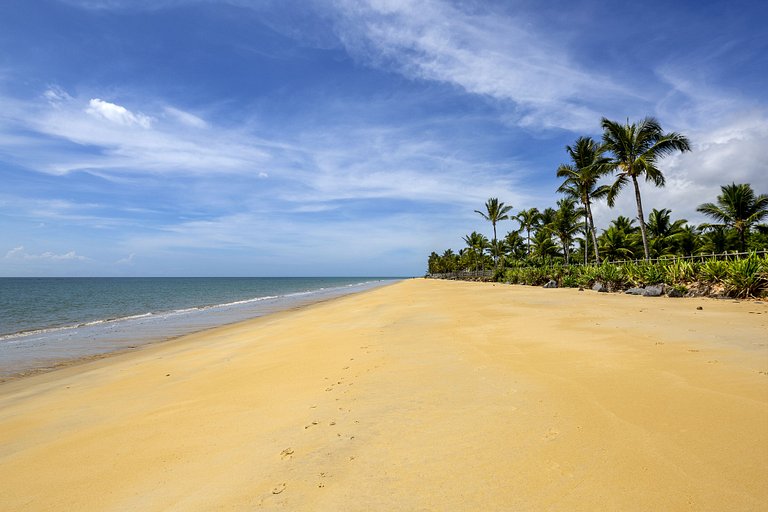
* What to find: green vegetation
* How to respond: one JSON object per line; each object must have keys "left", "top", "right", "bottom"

{"left": 426, "top": 116, "right": 768, "bottom": 298}
{"left": 497, "top": 255, "right": 768, "bottom": 298}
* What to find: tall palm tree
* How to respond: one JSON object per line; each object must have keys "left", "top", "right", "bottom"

{"left": 475, "top": 198, "right": 513, "bottom": 265}
{"left": 602, "top": 117, "right": 691, "bottom": 260}
{"left": 556, "top": 136, "right": 611, "bottom": 263}
{"left": 515, "top": 207, "right": 541, "bottom": 257}
{"left": 697, "top": 183, "right": 768, "bottom": 251}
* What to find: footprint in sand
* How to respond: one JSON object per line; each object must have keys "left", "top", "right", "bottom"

{"left": 688, "top": 349, "right": 700, "bottom": 353}
{"left": 543, "top": 429, "right": 559, "bottom": 440}
{"left": 280, "top": 448, "right": 294, "bottom": 460}
{"left": 272, "top": 483, "right": 286, "bottom": 494}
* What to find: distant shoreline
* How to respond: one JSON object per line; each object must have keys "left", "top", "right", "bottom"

{"left": 0, "top": 277, "right": 401, "bottom": 382}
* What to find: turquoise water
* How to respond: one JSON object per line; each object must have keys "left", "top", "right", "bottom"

{"left": 0, "top": 277, "right": 398, "bottom": 379}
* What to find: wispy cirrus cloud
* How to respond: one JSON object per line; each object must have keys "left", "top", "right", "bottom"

{"left": 1, "top": 84, "right": 534, "bottom": 210}
{"left": 329, "top": 0, "right": 636, "bottom": 131}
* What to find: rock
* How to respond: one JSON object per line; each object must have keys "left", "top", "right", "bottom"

{"left": 643, "top": 284, "right": 665, "bottom": 297}
{"left": 592, "top": 282, "right": 608, "bottom": 293}
{"left": 667, "top": 287, "right": 686, "bottom": 298}
{"left": 543, "top": 279, "right": 558, "bottom": 288}
{"left": 578, "top": 287, "right": 584, "bottom": 292}
{"left": 696, "top": 306, "right": 703, "bottom": 310}
{"left": 625, "top": 287, "right": 644, "bottom": 295}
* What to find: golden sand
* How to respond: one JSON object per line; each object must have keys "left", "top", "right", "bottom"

{"left": 1, "top": 279, "right": 766, "bottom": 511}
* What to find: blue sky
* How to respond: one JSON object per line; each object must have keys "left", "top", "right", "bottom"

{"left": 1, "top": 0, "right": 766, "bottom": 276}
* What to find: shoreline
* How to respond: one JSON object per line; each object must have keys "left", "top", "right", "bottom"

{"left": 1, "top": 279, "right": 766, "bottom": 510}
{"left": 0, "top": 278, "right": 401, "bottom": 383}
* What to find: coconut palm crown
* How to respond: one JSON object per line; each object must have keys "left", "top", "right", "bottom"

{"left": 475, "top": 198, "right": 513, "bottom": 265}
{"left": 697, "top": 183, "right": 768, "bottom": 251}
{"left": 602, "top": 117, "right": 691, "bottom": 260}
{"left": 515, "top": 207, "right": 541, "bottom": 257}
{"left": 556, "top": 136, "right": 611, "bottom": 263}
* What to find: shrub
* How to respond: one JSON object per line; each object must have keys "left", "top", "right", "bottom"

{"left": 663, "top": 259, "right": 696, "bottom": 285}
{"left": 700, "top": 259, "right": 728, "bottom": 284}
{"left": 639, "top": 262, "right": 665, "bottom": 285}
{"left": 597, "top": 263, "right": 627, "bottom": 289}
{"left": 724, "top": 253, "right": 767, "bottom": 298}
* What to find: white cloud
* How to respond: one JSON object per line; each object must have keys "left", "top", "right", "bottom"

{"left": 86, "top": 98, "right": 153, "bottom": 128}
{"left": 589, "top": 109, "right": 768, "bottom": 232}
{"left": 5, "top": 246, "right": 89, "bottom": 261}
{"left": 164, "top": 106, "right": 207, "bottom": 128}
{"left": 116, "top": 253, "right": 136, "bottom": 265}
{"left": 43, "top": 86, "right": 73, "bottom": 105}
{"left": 0, "top": 89, "right": 272, "bottom": 176}
{"left": 331, "top": 0, "right": 634, "bottom": 131}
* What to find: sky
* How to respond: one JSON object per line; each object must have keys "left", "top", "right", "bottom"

{"left": 1, "top": 0, "right": 766, "bottom": 277}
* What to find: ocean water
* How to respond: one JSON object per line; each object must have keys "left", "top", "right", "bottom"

{"left": 0, "top": 277, "right": 398, "bottom": 380}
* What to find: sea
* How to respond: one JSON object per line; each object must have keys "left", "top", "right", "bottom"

{"left": 0, "top": 277, "right": 399, "bottom": 380}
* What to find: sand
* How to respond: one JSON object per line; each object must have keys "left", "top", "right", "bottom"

{"left": 0, "top": 279, "right": 766, "bottom": 511}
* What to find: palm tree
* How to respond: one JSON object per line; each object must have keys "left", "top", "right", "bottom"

{"left": 475, "top": 198, "right": 513, "bottom": 265}
{"left": 531, "top": 229, "right": 560, "bottom": 261}
{"left": 538, "top": 207, "right": 557, "bottom": 228}
{"left": 548, "top": 198, "right": 583, "bottom": 264}
{"left": 610, "top": 215, "right": 639, "bottom": 234}
{"left": 672, "top": 225, "right": 701, "bottom": 256}
{"left": 598, "top": 226, "right": 638, "bottom": 261}
{"left": 602, "top": 117, "right": 691, "bottom": 260}
{"left": 646, "top": 208, "right": 687, "bottom": 257}
{"left": 502, "top": 230, "right": 527, "bottom": 261}
{"left": 699, "top": 225, "right": 733, "bottom": 254}
{"left": 697, "top": 183, "right": 768, "bottom": 251}
{"left": 556, "top": 136, "right": 611, "bottom": 263}
{"left": 515, "top": 207, "right": 540, "bottom": 257}
{"left": 462, "top": 231, "right": 490, "bottom": 271}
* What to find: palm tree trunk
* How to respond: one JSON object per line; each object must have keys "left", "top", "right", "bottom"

{"left": 492, "top": 222, "right": 498, "bottom": 266}
{"left": 584, "top": 216, "right": 589, "bottom": 265}
{"left": 526, "top": 228, "right": 531, "bottom": 257}
{"left": 585, "top": 199, "right": 601, "bottom": 263}
{"left": 632, "top": 175, "right": 650, "bottom": 260}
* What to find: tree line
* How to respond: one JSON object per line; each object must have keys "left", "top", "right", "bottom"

{"left": 428, "top": 117, "right": 768, "bottom": 275}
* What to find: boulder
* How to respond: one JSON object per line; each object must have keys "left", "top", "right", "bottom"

{"left": 592, "top": 282, "right": 608, "bottom": 293}
{"left": 667, "top": 287, "right": 686, "bottom": 298}
{"left": 643, "top": 284, "right": 665, "bottom": 297}
{"left": 543, "top": 279, "right": 558, "bottom": 289}
{"left": 625, "top": 287, "right": 644, "bottom": 295}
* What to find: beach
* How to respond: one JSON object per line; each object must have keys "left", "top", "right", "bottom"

{"left": 1, "top": 278, "right": 766, "bottom": 510}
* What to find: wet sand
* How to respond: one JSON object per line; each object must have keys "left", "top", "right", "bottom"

{"left": 0, "top": 279, "right": 766, "bottom": 510}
